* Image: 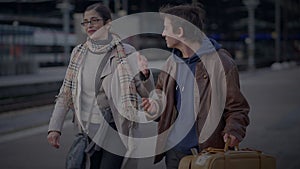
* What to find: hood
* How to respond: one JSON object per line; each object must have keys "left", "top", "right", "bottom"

{"left": 209, "top": 38, "right": 222, "bottom": 50}
{"left": 172, "top": 36, "right": 217, "bottom": 64}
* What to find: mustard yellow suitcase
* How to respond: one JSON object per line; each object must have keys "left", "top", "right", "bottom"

{"left": 178, "top": 143, "right": 276, "bottom": 169}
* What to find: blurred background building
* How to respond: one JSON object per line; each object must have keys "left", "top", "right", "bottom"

{"left": 0, "top": 0, "right": 299, "bottom": 76}
{"left": 0, "top": 2, "right": 299, "bottom": 169}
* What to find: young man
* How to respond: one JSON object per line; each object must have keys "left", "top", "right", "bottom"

{"left": 141, "top": 4, "right": 250, "bottom": 169}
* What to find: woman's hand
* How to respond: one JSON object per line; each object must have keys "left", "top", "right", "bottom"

{"left": 47, "top": 131, "right": 61, "bottom": 149}
{"left": 141, "top": 98, "right": 157, "bottom": 114}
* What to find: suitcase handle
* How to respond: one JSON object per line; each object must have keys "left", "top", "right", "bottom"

{"left": 203, "top": 137, "right": 239, "bottom": 153}
{"left": 224, "top": 137, "right": 239, "bottom": 152}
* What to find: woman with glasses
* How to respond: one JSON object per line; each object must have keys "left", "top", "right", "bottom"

{"left": 47, "top": 3, "right": 153, "bottom": 169}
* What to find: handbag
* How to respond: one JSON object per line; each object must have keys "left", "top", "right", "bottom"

{"left": 65, "top": 47, "right": 113, "bottom": 169}
{"left": 66, "top": 133, "right": 89, "bottom": 169}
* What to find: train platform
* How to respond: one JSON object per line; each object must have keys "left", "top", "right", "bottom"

{"left": 0, "top": 67, "right": 69, "bottom": 135}
{"left": 0, "top": 66, "right": 66, "bottom": 87}
{"left": 0, "top": 62, "right": 298, "bottom": 135}
{"left": 0, "top": 64, "right": 299, "bottom": 169}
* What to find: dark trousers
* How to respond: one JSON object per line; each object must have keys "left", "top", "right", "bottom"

{"left": 165, "top": 149, "right": 189, "bottom": 169}
{"left": 90, "top": 148, "right": 124, "bottom": 169}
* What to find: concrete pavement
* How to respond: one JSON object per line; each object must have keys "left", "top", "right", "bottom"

{"left": 0, "top": 120, "right": 75, "bottom": 169}
{"left": 239, "top": 67, "right": 300, "bottom": 169}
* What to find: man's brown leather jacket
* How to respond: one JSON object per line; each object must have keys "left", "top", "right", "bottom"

{"left": 154, "top": 49, "right": 250, "bottom": 163}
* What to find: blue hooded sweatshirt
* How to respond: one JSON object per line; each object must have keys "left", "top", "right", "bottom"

{"left": 166, "top": 37, "right": 220, "bottom": 154}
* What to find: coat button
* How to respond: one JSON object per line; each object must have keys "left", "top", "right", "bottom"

{"left": 203, "top": 74, "right": 207, "bottom": 79}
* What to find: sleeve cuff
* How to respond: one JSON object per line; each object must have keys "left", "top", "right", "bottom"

{"left": 48, "top": 130, "right": 62, "bottom": 135}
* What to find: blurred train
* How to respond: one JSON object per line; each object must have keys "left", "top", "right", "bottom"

{"left": 0, "top": 24, "right": 77, "bottom": 67}
{"left": 1, "top": 24, "right": 299, "bottom": 70}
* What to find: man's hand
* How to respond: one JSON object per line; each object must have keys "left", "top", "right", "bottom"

{"left": 223, "top": 133, "right": 239, "bottom": 147}
{"left": 137, "top": 52, "right": 149, "bottom": 78}
{"left": 47, "top": 131, "right": 61, "bottom": 149}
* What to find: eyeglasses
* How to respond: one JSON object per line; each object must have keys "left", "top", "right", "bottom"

{"left": 80, "top": 18, "right": 103, "bottom": 26}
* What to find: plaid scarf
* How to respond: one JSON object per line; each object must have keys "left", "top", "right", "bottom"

{"left": 115, "top": 41, "right": 139, "bottom": 127}
{"left": 58, "top": 33, "right": 138, "bottom": 128}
